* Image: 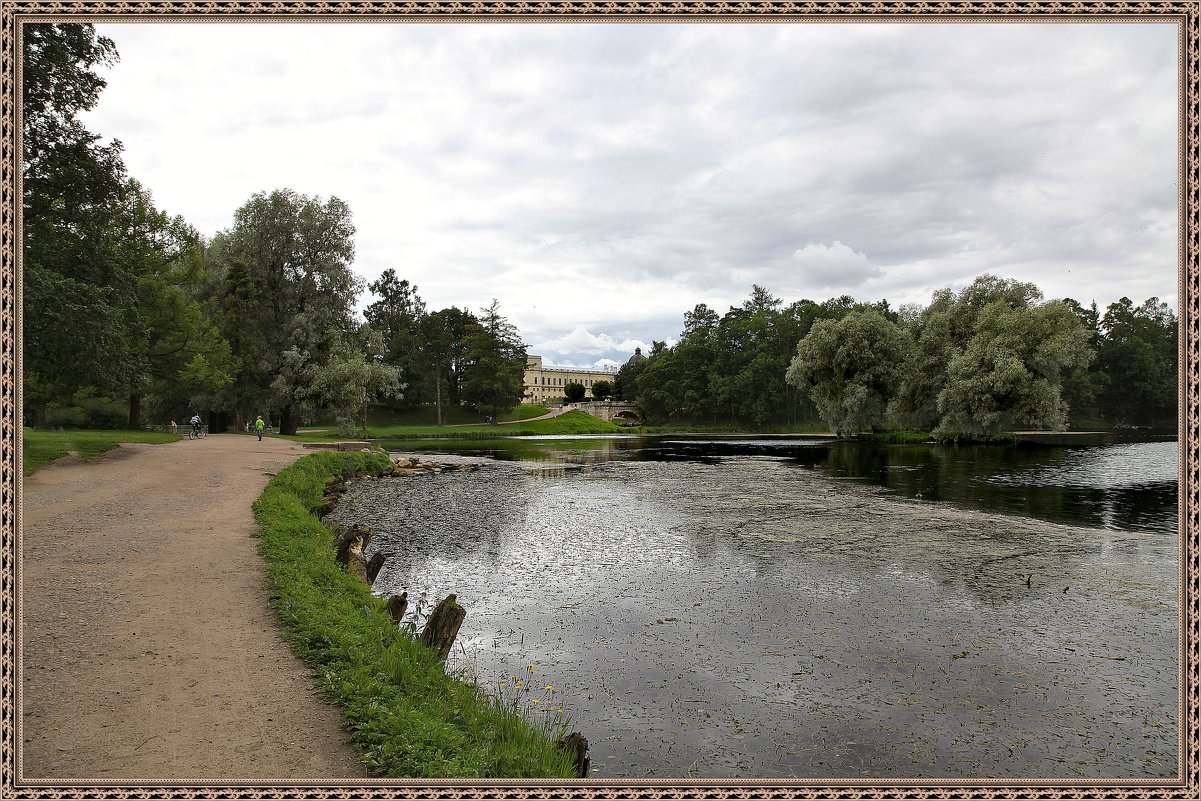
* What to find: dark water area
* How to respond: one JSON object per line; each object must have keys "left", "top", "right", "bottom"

{"left": 337, "top": 435, "right": 1179, "bottom": 779}
{"left": 378, "top": 434, "right": 1178, "bottom": 536}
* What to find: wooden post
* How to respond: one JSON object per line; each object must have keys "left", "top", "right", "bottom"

{"left": 420, "top": 594, "right": 466, "bottom": 661}
{"left": 556, "top": 732, "right": 590, "bottom": 778}
{"left": 366, "top": 552, "right": 387, "bottom": 584}
{"left": 335, "top": 524, "right": 373, "bottom": 582}
{"left": 385, "top": 592, "right": 409, "bottom": 622}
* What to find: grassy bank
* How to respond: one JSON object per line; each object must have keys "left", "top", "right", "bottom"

{"left": 642, "top": 421, "right": 833, "bottom": 436}
{"left": 23, "top": 428, "right": 180, "bottom": 476}
{"left": 291, "top": 410, "right": 626, "bottom": 441}
{"left": 253, "top": 450, "right": 578, "bottom": 778}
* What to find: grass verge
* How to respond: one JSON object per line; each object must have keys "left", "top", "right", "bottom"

{"left": 253, "top": 450, "right": 578, "bottom": 778}
{"left": 23, "top": 428, "right": 180, "bottom": 476}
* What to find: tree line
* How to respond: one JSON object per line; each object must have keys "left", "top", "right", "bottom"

{"left": 24, "top": 24, "right": 1176, "bottom": 440}
{"left": 616, "top": 278, "right": 1176, "bottom": 437}
{"left": 23, "top": 24, "right": 528, "bottom": 436}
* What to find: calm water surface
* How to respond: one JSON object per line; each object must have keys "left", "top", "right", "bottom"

{"left": 380, "top": 435, "right": 1177, "bottom": 536}
{"left": 334, "top": 435, "right": 1178, "bottom": 778}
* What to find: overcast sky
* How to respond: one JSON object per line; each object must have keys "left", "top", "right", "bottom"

{"left": 84, "top": 21, "right": 1178, "bottom": 370}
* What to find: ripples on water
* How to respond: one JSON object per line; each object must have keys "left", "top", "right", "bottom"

{"left": 332, "top": 443, "right": 1178, "bottom": 779}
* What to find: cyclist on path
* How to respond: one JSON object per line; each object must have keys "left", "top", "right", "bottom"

{"left": 255, "top": 415, "right": 266, "bottom": 441}
{"left": 189, "top": 413, "right": 202, "bottom": 436}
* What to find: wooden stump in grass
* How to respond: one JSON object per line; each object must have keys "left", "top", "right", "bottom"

{"left": 335, "top": 524, "right": 372, "bottom": 581}
{"left": 385, "top": 592, "right": 409, "bottom": 622}
{"left": 420, "top": 594, "right": 466, "bottom": 661}
{"left": 366, "top": 552, "right": 387, "bottom": 583}
{"left": 556, "top": 732, "right": 590, "bottom": 778}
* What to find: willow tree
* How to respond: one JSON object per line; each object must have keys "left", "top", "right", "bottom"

{"left": 785, "top": 308, "right": 910, "bottom": 436}
{"left": 214, "top": 189, "right": 361, "bottom": 434}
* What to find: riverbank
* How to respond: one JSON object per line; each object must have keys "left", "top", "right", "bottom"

{"left": 254, "top": 450, "right": 578, "bottom": 778}
{"left": 20, "top": 435, "right": 365, "bottom": 779}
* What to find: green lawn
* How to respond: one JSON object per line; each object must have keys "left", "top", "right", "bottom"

{"left": 254, "top": 451, "right": 578, "bottom": 777}
{"left": 23, "top": 428, "right": 180, "bottom": 476}
{"left": 290, "top": 410, "right": 626, "bottom": 441}
{"left": 497, "top": 404, "right": 550, "bottom": 422}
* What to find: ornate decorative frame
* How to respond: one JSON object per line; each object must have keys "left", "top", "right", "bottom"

{"left": 1, "top": 1, "right": 1196, "bottom": 799}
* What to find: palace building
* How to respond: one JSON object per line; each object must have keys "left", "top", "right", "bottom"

{"left": 524, "top": 355, "right": 619, "bottom": 404}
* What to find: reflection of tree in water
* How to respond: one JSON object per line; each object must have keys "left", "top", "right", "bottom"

{"left": 782, "top": 440, "right": 1175, "bottom": 536}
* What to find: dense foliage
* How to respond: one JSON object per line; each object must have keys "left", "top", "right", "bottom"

{"left": 22, "top": 24, "right": 1176, "bottom": 440}
{"left": 623, "top": 279, "right": 1175, "bottom": 435}
{"left": 21, "top": 24, "right": 529, "bottom": 433}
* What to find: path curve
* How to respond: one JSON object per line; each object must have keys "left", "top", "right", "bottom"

{"left": 20, "top": 435, "right": 367, "bottom": 780}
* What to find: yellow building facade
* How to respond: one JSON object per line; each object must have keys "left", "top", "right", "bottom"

{"left": 524, "top": 355, "right": 619, "bottom": 404}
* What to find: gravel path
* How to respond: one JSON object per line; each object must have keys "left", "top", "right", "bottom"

{"left": 19, "top": 434, "right": 366, "bottom": 780}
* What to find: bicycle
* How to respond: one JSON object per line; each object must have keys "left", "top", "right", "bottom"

{"left": 188, "top": 424, "right": 206, "bottom": 440}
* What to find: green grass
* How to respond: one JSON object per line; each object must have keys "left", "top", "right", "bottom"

{"left": 23, "top": 428, "right": 180, "bottom": 476}
{"left": 497, "top": 404, "right": 550, "bottom": 422}
{"left": 854, "top": 431, "right": 934, "bottom": 444}
{"left": 289, "top": 411, "right": 625, "bottom": 441}
{"left": 253, "top": 451, "right": 578, "bottom": 778}
{"left": 642, "top": 420, "right": 833, "bottom": 435}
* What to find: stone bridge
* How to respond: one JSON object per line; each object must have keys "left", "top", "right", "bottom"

{"left": 566, "top": 400, "right": 643, "bottom": 425}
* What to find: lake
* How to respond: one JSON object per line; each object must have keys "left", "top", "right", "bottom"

{"left": 329, "top": 435, "right": 1178, "bottom": 778}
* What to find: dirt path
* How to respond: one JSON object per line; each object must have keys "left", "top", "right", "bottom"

{"left": 19, "top": 435, "right": 367, "bottom": 781}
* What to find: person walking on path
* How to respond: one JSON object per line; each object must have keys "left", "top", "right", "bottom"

{"left": 255, "top": 415, "right": 266, "bottom": 441}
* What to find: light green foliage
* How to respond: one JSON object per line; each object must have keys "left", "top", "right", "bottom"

{"left": 590, "top": 380, "right": 612, "bottom": 401}
{"left": 309, "top": 330, "right": 405, "bottom": 437}
{"left": 295, "top": 410, "right": 621, "bottom": 441}
{"left": 213, "top": 188, "right": 362, "bottom": 434}
{"left": 935, "top": 300, "right": 1092, "bottom": 436}
{"left": 253, "top": 452, "right": 577, "bottom": 777}
{"left": 785, "top": 308, "right": 910, "bottom": 436}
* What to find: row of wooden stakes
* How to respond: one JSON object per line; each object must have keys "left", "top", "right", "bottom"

{"left": 319, "top": 462, "right": 592, "bottom": 778}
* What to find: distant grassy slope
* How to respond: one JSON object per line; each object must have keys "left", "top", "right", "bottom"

{"left": 23, "top": 429, "right": 180, "bottom": 476}
{"left": 289, "top": 411, "right": 626, "bottom": 441}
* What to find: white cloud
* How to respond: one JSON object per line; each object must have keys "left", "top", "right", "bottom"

{"left": 83, "top": 21, "right": 1178, "bottom": 367}
{"left": 530, "top": 327, "right": 649, "bottom": 361}
{"left": 790, "top": 241, "right": 880, "bottom": 291}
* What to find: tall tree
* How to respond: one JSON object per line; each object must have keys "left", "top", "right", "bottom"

{"left": 22, "top": 23, "right": 129, "bottom": 425}
{"left": 420, "top": 306, "right": 482, "bottom": 423}
{"left": 214, "top": 189, "right": 362, "bottom": 434}
{"left": 786, "top": 308, "right": 910, "bottom": 436}
{"left": 1096, "top": 297, "right": 1177, "bottom": 425}
{"left": 460, "top": 299, "right": 528, "bottom": 417}
{"left": 935, "top": 299, "right": 1092, "bottom": 437}
{"left": 364, "top": 270, "right": 428, "bottom": 405}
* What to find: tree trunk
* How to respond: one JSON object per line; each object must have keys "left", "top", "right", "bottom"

{"left": 435, "top": 374, "right": 443, "bottom": 427}
{"left": 279, "top": 404, "right": 298, "bottom": 436}
{"left": 35, "top": 402, "right": 48, "bottom": 429}
{"left": 128, "top": 392, "right": 142, "bottom": 429}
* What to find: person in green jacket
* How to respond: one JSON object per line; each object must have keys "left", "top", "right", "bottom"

{"left": 255, "top": 415, "right": 266, "bottom": 441}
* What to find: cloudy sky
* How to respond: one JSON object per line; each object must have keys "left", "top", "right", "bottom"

{"left": 84, "top": 21, "right": 1178, "bottom": 369}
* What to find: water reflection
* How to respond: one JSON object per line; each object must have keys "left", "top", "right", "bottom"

{"left": 376, "top": 435, "right": 1178, "bottom": 536}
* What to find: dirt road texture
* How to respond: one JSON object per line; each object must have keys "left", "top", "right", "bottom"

{"left": 20, "top": 435, "right": 367, "bottom": 780}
